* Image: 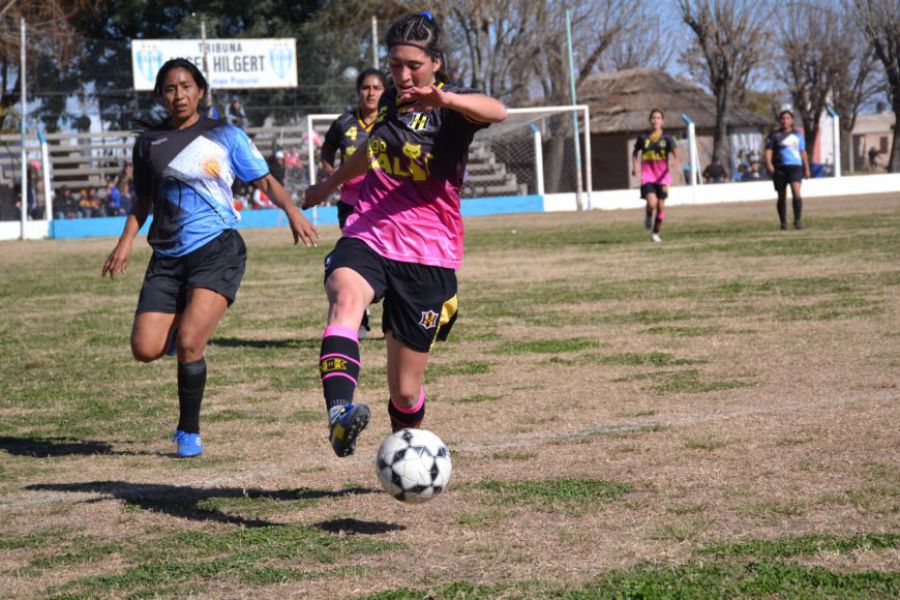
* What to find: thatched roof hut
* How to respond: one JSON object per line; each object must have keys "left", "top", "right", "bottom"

{"left": 579, "top": 69, "right": 769, "bottom": 190}
{"left": 580, "top": 68, "right": 769, "bottom": 134}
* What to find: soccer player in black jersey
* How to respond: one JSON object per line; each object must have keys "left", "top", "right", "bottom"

{"left": 321, "top": 68, "right": 386, "bottom": 230}
{"left": 304, "top": 12, "right": 507, "bottom": 457}
{"left": 321, "top": 68, "right": 386, "bottom": 337}
{"left": 632, "top": 109, "right": 677, "bottom": 243}
{"left": 102, "top": 59, "right": 318, "bottom": 457}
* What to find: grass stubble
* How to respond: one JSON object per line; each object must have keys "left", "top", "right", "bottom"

{"left": 0, "top": 194, "right": 898, "bottom": 598}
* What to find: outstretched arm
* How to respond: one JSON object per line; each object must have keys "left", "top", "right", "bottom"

{"left": 398, "top": 86, "right": 507, "bottom": 124}
{"left": 253, "top": 174, "right": 318, "bottom": 247}
{"left": 303, "top": 143, "right": 369, "bottom": 208}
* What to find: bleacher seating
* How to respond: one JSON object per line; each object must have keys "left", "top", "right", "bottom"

{"left": 0, "top": 123, "right": 525, "bottom": 199}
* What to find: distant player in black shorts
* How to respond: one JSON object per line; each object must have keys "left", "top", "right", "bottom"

{"left": 765, "top": 110, "right": 811, "bottom": 230}
{"left": 101, "top": 59, "right": 318, "bottom": 457}
{"left": 632, "top": 109, "right": 677, "bottom": 243}
{"left": 321, "top": 68, "right": 386, "bottom": 337}
{"left": 303, "top": 11, "right": 507, "bottom": 457}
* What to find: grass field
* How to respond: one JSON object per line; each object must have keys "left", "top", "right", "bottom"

{"left": 1, "top": 194, "right": 899, "bottom": 599}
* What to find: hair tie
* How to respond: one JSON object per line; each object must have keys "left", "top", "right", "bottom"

{"left": 419, "top": 10, "right": 433, "bottom": 21}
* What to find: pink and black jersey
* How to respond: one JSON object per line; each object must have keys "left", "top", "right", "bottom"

{"left": 342, "top": 83, "right": 489, "bottom": 270}
{"left": 322, "top": 110, "right": 374, "bottom": 205}
{"left": 634, "top": 131, "right": 677, "bottom": 186}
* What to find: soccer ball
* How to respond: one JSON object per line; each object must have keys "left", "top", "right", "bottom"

{"left": 375, "top": 428, "right": 452, "bottom": 504}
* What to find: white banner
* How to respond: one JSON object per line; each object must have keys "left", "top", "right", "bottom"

{"left": 131, "top": 38, "right": 297, "bottom": 91}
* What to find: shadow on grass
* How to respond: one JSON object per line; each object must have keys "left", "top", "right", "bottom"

{"left": 210, "top": 334, "right": 385, "bottom": 350}
{"left": 0, "top": 436, "right": 153, "bottom": 458}
{"left": 209, "top": 337, "right": 322, "bottom": 349}
{"left": 26, "top": 481, "right": 377, "bottom": 528}
{"left": 314, "top": 518, "right": 406, "bottom": 535}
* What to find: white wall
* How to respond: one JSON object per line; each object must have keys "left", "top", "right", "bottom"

{"left": 546, "top": 172, "right": 900, "bottom": 212}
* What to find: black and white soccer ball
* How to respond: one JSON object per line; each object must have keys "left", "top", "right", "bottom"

{"left": 375, "top": 428, "right": 452, "bottom": 504}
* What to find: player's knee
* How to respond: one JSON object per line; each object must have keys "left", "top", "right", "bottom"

{"left": 131, "top": 340, "right": 162, "bottom": 363}
{"left": 331, "top": 288, "right": 367, "bottom": 320}
{"left": 390, "top": 388, "right": 421, "bottom": 411}
{"left": 175, "top": 330, "right": 206, "bottom": 360}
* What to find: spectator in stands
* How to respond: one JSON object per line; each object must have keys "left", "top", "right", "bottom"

{"left": 55, "top": 186, "right": 79, "bottom": 219}
{"left": 703, "top": 157, "right": 728, "bottom": 183}
{"left": 79, "top": 187, "right": 103, "bottom": 218}
{"left": 284, "top": 145, "right": 304, "bottom": 188}
{"left": 106, "top": 177, "right": 128, "bottom": 216}
{"left": 251, "top": 186, "right": 275, "bottom": 209}
{"left": 226, "top": 97, "right": 247, "bottom": 129}
{"left": 268, "top": 150, "right": 286, "bottom": 185}
{"left": 26, "top": 164, "right": 43, "bottom": 219}
{"left": 117, "top": 162, "right": 135, "bottom": 213}
{"left": 741, "top": 161, "right": 763, "bottom": 182}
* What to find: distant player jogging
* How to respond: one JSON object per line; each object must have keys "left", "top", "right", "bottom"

{"left": 765, "top": 110, "right": 811, "bottom": 230}
{"left": 102, "top": 59, "right": 318, "bottom": 458}
{"left": 321, "top": 68, "right": 387, "bottom": 337}
{"left": 304, "top": 11, "right": 507, "bottom": 457}
{"left": 632, "top": 109, "right": 678, "bottom": 243}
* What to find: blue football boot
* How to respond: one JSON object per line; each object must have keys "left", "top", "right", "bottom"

{"left": 173, "top": 429, "right": 204, "bottom": 458}
{"left": 328, "top": 403, "right": 370, "bottom": 457}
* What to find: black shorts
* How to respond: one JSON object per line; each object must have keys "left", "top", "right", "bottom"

{"left": 136, "top": 229, "right": 247, "bottom": 314}
{"left": 640, "top": 183, "right": 668, "bottom": 200}
{"left": 773, "top": 165, "right": 803, "bottom": 191}
{"left": 337, "top": 201, "right": 355, "bottom": 230}
{"left": 324, "top": 237, "right": 458, "bottom": 352}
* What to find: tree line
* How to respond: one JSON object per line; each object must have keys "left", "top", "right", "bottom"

{"left": 1, "top": 0, "right": 898, "bottom": 172}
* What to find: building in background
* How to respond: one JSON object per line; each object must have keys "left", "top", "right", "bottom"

{"left": 580, "top": 69, "right": 769, "bottom": 190}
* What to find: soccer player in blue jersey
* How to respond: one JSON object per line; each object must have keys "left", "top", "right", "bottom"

{"left": 101, "top": 59, "right": 318, "bottom": 457}
{"left": 765, "top": 110, "right": 811, "bottom": 230}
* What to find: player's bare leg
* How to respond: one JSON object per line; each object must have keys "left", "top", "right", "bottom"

{"left": 385, "top": 331, "right": 429, "bottom": 431}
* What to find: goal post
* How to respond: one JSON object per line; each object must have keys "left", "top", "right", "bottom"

{"left": 305, "top": 104, "right": 592, "bottom": 221}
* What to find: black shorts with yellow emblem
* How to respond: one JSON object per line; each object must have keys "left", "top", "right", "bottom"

{"left": 324, "top": 237, "right": 457, "bottom": 352}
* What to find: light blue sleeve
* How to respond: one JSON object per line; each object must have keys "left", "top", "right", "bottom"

{"left": 798, "top": 131, "right": 806, "bottom": 153}
{"left": 227, "top": 125, "right": 270, "bottom": 183}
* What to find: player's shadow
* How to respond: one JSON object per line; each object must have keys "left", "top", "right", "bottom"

{"left": 26, "top": 481, "right": 377, "bottom": 528}
{"left": 210, "top": 333, "right": 384, "bottom": 350}
{"left": 210, "top": 337, "right": 322, "bottom": 350}
{"left": 314, "top": 518, "right": 405, "bottom": 535}
{"left": 0, "top": 436, "right": 152, "bottom": 458}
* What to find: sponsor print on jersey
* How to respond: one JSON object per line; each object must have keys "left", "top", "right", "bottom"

{"left": 367, "top": 137, "right": 432, "bottom": 181}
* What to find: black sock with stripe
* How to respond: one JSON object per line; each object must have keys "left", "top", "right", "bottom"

{"left": 319, "top": 325, "right": 361, "bottom": 413}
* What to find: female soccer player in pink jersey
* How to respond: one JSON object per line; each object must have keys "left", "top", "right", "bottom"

{"left": 304, "top": 11, "right": 507, "bottom": 457}
{"left": 632, "top": 109, "right": 678, "bottom": 243}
